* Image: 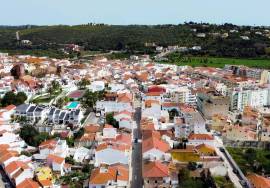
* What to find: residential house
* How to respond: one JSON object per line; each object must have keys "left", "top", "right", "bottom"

{"left": 73, "top": 147, "right": 91, "bottom": 163}
{"left": 142, "top": 136, "right": 170, "bottom": 161}
{"left": 39, "top": 139, "right": 68, "bottom": 158}
{"left": 94, "top": 143, "right": 129, "bottom": 167}
{"left": 35, "top": 167, "right": 54, "bottom": 188}
{"left": 143, "top": 161, "right": 171, "bottom": 188}
{"left": 17, "top": 179, "right": 40, "bottom": 188}
{"left": 188, "top": 134, "right": 215, "bottom": 147}
{"left": 89, "top": 166, "right": 117, "bottom": 188}
{"left": 47, "top": 154, "right": 65, "bottom": 176}
{"left": 5, "top": 161, "right": 34, "bottom": 186}
{"left": 103, "top": 124, "right": 117, "bottom": 139}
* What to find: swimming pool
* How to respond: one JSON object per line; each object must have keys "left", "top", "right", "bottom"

{"left": 66, "top": 101, "right": 80, "bottom": 109}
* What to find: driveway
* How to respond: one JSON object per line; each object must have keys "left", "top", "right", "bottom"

{"left": 82, "top": 112, "right": 99, "bottom": 127}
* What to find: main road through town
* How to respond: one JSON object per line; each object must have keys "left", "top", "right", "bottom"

{"left": 131, "top": 107, "right": 143, "bottom": 188}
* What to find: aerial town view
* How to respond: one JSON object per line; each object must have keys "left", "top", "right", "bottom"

{"left": 0, "top": 1, "right": 270, "bottom": 188}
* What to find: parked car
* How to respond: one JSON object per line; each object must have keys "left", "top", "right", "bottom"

{"left": 233, "top": 168, "right": 239, "bottom": 175}
{"left": 219, "top": 147, "right": 225, "bottom": 152}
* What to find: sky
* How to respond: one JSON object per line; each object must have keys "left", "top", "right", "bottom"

{"left": 1, "top": 0, "right": 269, "bottom": 26}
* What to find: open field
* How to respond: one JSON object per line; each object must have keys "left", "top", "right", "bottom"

{"left": 32, "top": 94, "right": 54, "bottom": 104}
{"left": 160, "top": 53, "right": 270, "bottom": 69}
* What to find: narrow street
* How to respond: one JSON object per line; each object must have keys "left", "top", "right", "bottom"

{"left": 131, "top": 107, "right": 143, "bottom": 188}
{"left": 214, "top": 137, "right": 251, "bottom": 188}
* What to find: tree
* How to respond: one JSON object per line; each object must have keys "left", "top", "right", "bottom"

{"left": 187, "top": 162, "right": 197, "bottom": 171}
{"left": 65, "top": 156, "right": 75, "bottom": 165}
{"left": 19, "top": 125, "right": 39, "bottom": 146}
{"left": 106, "top": 113, "right": 119, "bottom": 128}
{"left": 80, "top": 90, "right": 104, "bottom": 109}
{"left": 66, "top": 137, "right": 75, "bottom": 147}
{"left": 74, "top": 128, "right": 84, "bottom": 139}
{"left": 78, "top": 78, "right": 90, "bottom": 89}
{"left": 52, "top": 80, "right": 61, "bottom": 92}
{"left": 169, "top": 109, "right": 179, "bottom": 120}
{"left": 16, "top": 92, "right": 28, "bottom": 105}
{"left": 82, "top": 164, "right": 94, "bottom": 173}
{"left": 178, "top": 168, "right": 190, "bottom": 182}
{"left": 19, "top": 125, "right": 51, "bottom": 147}
{"left": 56, "top": 96, "right": 69, "bottom": 108}
{"left": 1, "top": 91, "right": 16, "bottom": 106}
{"left": 47, "top": 80, "right": 62, "bottom": 96}
{"left": 21, "top": 151, "right": 32, "bottom": 157}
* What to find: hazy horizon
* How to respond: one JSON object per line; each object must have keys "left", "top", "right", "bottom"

{"left": 1, "top": 0, "right": 270, "bottom": 26}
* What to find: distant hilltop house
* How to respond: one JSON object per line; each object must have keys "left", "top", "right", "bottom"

{"left": 21, "top": 40, "right": 32, "bottom": 46}
{"left": 191, "top": 46, "right": 202, "bottom": 51}
{"left": 64, "top": 44, "right": 81, "bottom": 52}
{"left": 240, "top": 36, "right": 250, "bottom": 40}
{"left": 156, "top": 46, "right": 163, "bottom": 52}
{"left": 196, "top": 33, "right": 206, "bottom": 38}
{"left": 144, "top": 42, "right": 156, "bottom": 47}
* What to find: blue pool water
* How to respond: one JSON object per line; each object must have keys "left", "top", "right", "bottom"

{"left": 66, "top": 101, "right": 79, "bottom": 109}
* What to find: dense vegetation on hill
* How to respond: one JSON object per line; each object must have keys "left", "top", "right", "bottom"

{"left": 0, "top": 23, "right": 270, "bottom": 59}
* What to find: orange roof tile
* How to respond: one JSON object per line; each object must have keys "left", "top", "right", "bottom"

{"left": 144, "top": 100, "right": 160, "bottom": 108}
{"left": 142, "top": 137, "right": 170, "bottom": 153}
{"left": 114, "top": 110, "right": 132, "bottom": 117}
{"left": 188, "top": 134, "right": 214, "bottom": 140}
{"left": 5, "top": 161, "right": 29, "bottom": 175}
{"left": 143, "top": 161, "right": 169, "bottom": 178}
{"left": 39, "top": 139, "right": 57, "bottom": 150}
{"left": 84, "top": 125, "right": 100, "bottom": 133}
{"left": 96, "top": 142, "right": 130, "bottom": 152}
{"left": 117, "top": 93, "right": 132, "bottom": 103}
{"left": 38, "top": 179, "right": 52, "bottom": 187}
{"left": 146, "top": 92, "right": 163, "bottom": 96}
{"left": 89, "top": 167, "right": 117, "bottom": 184}
{"left": 142, "top": 130, "right": 161, "bottom": 140}
{"left": 0, "top": 151, "right": 19, "bottom": 164}
{"left": 247, "top": 174, "right": 270, "bottom": 188}
{"left": 162, "top": 102, "right": 178, "bottom": 108}
{"left": 111, "top": 164, "right": 129, "bottom": 181}
{"left": 4, "top": 105, "right": 16, "bottom": 111}
{"left": 47, "top": 154, "right": 64, "bottom": 164}
{"left": 78, "top": 133, "right": 95, "bottom": 142}
{"left": 195, "top": 144, "right": 215, "bottom": 153}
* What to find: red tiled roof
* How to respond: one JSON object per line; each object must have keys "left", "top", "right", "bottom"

{"left": 47, "top": 154, "right": 65, "bottom": 164}
{"left": 84, "top": 125, "right": 100, "bottom": 133}
{"left": 148, "top": 85, "right": 166, "bottom": 93}
{"left": 5, "top": 161, "right": 29, "bottom": 175}
{"left": 17, "top": 179, "right": 40, "bottom": 188}
{"left": 4, "top": 104, "right": 16, "bottom": 111}
{"left": 142, "top": 137, "right": 170, "bottom": 153}
{"left": 89, "top": 167, "right": 117, "bottom": 184}
{"left": 247, "top": 174, "right": 270, "bottom": 188}
{"left": 143, "top": 161, "right": 169, "bottom": 178}
{"left": 188, "top": 134, "right": 214, "bottom": 140}
{"left": 39, "top": 139, "right": 57, "bottom": 150}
